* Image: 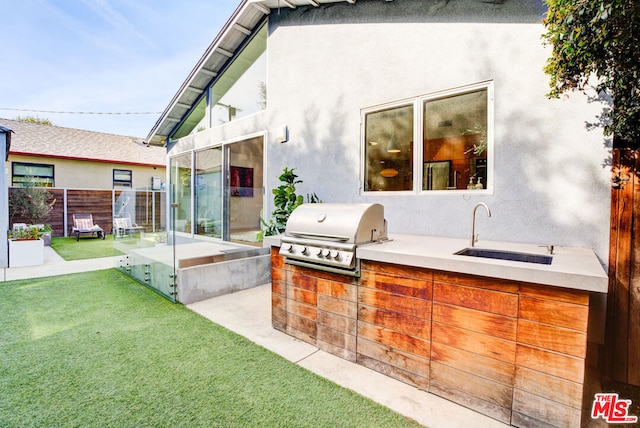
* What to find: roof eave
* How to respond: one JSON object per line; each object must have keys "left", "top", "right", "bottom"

{"left": 145, "top": 0, "right": 255, "bottom": 146}
{"left": 146, "top": 0, "right": 354, "bottom": 147}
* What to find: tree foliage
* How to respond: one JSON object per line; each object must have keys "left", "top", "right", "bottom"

{"left": 14, "top": 115, "right": 53, "bottom": 126}
{"left": 9, "top": 177, "right": 56, "bottom": 224}
{"left": 542, "top": 0, "right": 640, "bottom": 144}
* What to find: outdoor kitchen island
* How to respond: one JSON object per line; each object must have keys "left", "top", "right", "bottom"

{"left": 266, "top": 233, "right": 608, "bottom": 428}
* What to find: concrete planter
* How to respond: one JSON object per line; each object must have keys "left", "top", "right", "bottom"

{"left": 9, "top": 239, "right": 44, "bottom": 267}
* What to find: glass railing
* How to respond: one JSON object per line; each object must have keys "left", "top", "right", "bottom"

{"left": 112, "top": 189, "right": 175, "bottom": 301}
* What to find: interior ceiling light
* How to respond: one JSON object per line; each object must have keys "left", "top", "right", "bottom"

{"left": 386, "top": 133, "right": 401, "bottom": 153}
{"left": 380, "top": 168, "right": 399, "bottom": 178}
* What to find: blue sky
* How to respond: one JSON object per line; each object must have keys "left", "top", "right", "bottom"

{"left": 0, "top": 0, "right": 240, "bottom": 137}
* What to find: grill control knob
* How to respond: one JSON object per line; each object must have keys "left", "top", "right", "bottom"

{"left": 301, "top": 246, "right": 309, "bottom": 255}
{"left": 321, "top": 249, "right": 330, "bottom": 258}
{"left": 283, "top": 243, "right": 293, "bottom": 252}
{"left": 330, "top": 250, "right": 340, "bottom": 260}
{"left": 315, "top": 248, "right": 323, "bottom": 257}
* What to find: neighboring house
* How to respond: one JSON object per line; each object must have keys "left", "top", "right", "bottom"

{"left": 1, "top": 118, "right": 166, "bottom": 189}
{"left": 2, "top": 118, "right": 167, "bottom": 238}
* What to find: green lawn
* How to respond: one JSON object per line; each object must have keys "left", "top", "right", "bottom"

{"left": 50, "top": 235, "right": 124, "bottom": 260}
{"left": 0, "top": 270, "right": 422, "bottom": 427}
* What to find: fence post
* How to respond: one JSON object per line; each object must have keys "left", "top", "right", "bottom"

{"left": 63, "top": 188, "right": 68, "bottom": 237}
{"left": 152, "top": 191, "right": 156, "bottom": 233}
{"left": 112, "top": 189, "right": 115, "bottom": 236}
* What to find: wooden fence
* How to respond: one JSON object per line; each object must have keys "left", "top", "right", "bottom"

{"left": 607, "top": 148, "right": 640, "bottom": 386}
{"left": 9, "top": 187, "right": 165, "bottom": 238}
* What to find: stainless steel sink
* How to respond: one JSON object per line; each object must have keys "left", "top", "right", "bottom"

{"left": 454, "top": 248, "right": 553, "bottom": 265}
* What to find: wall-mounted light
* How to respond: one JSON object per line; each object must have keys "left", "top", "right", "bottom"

{"left": 386, "top": 132, "right": 401, "bottom": 153}
{"left": 276, "top": 125, "right": 288, "bottom": 143}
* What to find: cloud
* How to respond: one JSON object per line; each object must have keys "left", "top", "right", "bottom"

{"left": 34, "top": 0, "right": 128, "bottom": 56}
{"left": 80, "top": 0, "right": 157, "bottom": 50}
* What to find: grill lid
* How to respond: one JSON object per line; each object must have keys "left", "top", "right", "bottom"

{"left": 285, "top": 203, "right": 387, "bottom": 244}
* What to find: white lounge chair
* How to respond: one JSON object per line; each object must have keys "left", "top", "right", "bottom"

{"left": 113, "top": 216, "right": 144, "bottom": 238}
{"left": 71, "top": 213, "right": 105, "bottom": 241}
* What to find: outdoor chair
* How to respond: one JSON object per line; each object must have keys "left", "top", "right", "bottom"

{"left": 113, "top": 216, "right": 144, "bottom": 238}
{"left": 71, "top": 213, "right": 105, "bottom": 241}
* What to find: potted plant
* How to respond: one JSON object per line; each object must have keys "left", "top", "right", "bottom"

{"left": 31, "top": 224, "right": 53, "bottom": 246}
{"left": 8, "top": 226, "right": 44, "bottom": 267}
{"left": 9, "top": 226, "right": 42, "bottom": 240}
{"left": 257, "top": 166, "right": 321, "bottom": 242}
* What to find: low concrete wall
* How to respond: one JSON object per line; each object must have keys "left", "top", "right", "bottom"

{"left": 177, "top": 251, "right": 271, "bottom": 305}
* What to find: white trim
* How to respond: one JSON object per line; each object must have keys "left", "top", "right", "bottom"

{"left": 361, "top": 80, "right": 494, "bottom": 196}
{"left": 360, "top": 98, "right": 415, "bottom": 194}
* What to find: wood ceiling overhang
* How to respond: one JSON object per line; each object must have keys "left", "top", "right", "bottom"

{"left": 146, "top": 0, "right": 356, "bottom": 146}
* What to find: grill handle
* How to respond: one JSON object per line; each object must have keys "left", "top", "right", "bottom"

{"left": 371, "top": 221, "right": 387, "bottom": 242}
{"left": 285, "top": 258, "right": 361, "bottom": 277}
{"left": 288, "top": 231, "right": 350, "bottom": 242}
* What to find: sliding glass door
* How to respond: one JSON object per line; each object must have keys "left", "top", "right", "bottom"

{"left": 227, "top": 136, "right": 264, "bottom": 245}
{"left": 169, "top": 135, "right": 263, "bottom": 244}
{"left": 195, "top": 147, "right": 223, "bottom": 239}
{"left": 169, "top": 153, "right": 192, "bottom": 234}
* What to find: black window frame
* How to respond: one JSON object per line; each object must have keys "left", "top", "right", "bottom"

{"left": 12, "top": 162, "right": 55, "bottom": 187}
{"left": 113, "top": 169, "right": 133, "bottom": 188}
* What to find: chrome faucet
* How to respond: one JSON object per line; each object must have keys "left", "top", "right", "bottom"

{"left": 471, "top": 202, "right": 491, "bottom": 247}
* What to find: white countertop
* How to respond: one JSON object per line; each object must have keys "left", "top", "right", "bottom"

{"left": 359, "top": 234, "right": 608, "bottom": 293}
{"left": 265, "top": 234, "right": 609, "bottom": 293}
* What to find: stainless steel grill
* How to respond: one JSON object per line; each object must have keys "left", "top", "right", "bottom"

{"left": 279, "top": 203, "right": 388, "bottom": 276}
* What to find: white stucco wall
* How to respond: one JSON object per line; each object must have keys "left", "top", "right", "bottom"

{"left": 170, "top": 0, "right": 611, "bottom": 265}
{"left": 266, "top": 0, "right": 611, "bottom": 263}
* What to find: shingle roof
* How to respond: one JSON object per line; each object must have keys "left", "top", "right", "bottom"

{"left": 0, "top": 118, "right": 166, "bottom": 167}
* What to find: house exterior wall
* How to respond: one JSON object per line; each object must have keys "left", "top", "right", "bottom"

{"left": 170, "top": 0, "right": 611, "bottom": 265}
{"left": 9, "top": 155, "right": 165, "bottom": 190}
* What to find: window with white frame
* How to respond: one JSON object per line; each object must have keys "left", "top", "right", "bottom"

{"left": 363, "top": 82, "right": 492, "bottom": 193}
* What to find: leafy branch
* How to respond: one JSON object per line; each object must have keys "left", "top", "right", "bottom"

{"left": 462, "top": 124, "right": 488, "bottom": 156}
{"left": 257, "top": 166, "right": 320, "bottom": 242}
{"left": 542, "top": 0, "right": 640, "bottom": 143}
